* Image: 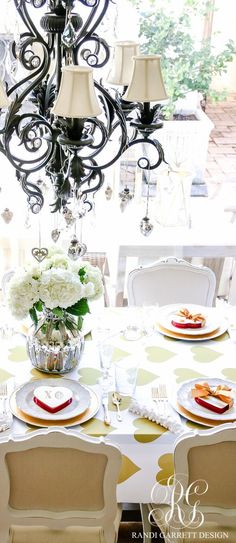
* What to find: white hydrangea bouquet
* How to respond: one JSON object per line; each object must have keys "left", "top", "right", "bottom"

{"left": 7, "top": 248, "right": 104, "bottom": 372}
{"left": 8, "top": 247, "right": 104, "bottom": 327}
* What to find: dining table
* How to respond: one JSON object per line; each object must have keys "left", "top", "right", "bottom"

{"left": 0, "top": 305, "right": 235, "bottom": 504}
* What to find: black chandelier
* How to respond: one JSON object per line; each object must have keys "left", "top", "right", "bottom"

{"left": 0, "top": 0, "right": 168, "bottom": 228}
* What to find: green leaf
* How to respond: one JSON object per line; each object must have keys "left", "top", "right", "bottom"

{"left": 29, "top": 306, "right": 38, "bottom": 327}
{"left": 52, "top": 307, "right": 64, "bottom": 318}
{"left": 77, "top": 316, "right": 83, "bottom": 330}
{"left": 64, "top": 319, "right": 76, "bottom": 333}
{"left": 67, "top": 298, "right": 90, "bottom": 317}
{"left": 34, "top": 300, "right": 43, "bottom": 312}
{"left": 79, "top": 267, "right": 86, "bottom": 283}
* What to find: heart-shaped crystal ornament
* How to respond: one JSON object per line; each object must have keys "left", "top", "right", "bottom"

{"left": 51, "top": 228, "right": 61, "bottom": 243}
{"left": 31, "top": 247, "right": 49, "bottom": 262}
{"left": 68, "top": 236, "right": 87, "bottom": 260}
{"left": 33, "top": 386, "right": 73, "bottom": 413}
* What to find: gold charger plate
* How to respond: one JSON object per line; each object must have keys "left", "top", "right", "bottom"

{"left": 176, "top": 402, "right": 236, "bottom": 427}
{"left": 10, "top": 386, "right": 100, "bottom": 428}
{"left": 157, "top": 322, "right": 228, "bottom": 341}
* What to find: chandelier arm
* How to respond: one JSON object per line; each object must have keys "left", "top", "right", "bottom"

{"left": 14, "top": 1, "right": 46, "bottom": 40}
{"left": 128, "top": 137, "right": 168, "bottom": 170}
{"left": 83, "top": 119, "right": 108, "bottom": 151}
{"left": 77, "top": 168, "right": 104, "bottom": 196}
{"left": 3, "top": 111, "right": 54, "bottom": 172}
{"left": 19, "top": 172, "right": 44, "bottom": 214}
{"left": 76, "top": 35, "right": 110, "bottom": 68}
{"left": 3, "top": 145, "right": 55, "bottom": 173}
{"left": 8, "top": 34, "right": 52, "bottom": 103}
{"left": 76, "top": 0, "right": 110, "bottom": 44}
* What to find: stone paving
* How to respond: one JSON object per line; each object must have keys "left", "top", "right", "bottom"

{"left": 205, "top": 93, "right": 236, "bottom": 204}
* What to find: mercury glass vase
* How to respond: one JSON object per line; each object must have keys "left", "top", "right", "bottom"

{"left": 26, "top": 310, "right": 84, "bottom": 374}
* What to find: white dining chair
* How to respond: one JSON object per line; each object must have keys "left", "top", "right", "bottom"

{"left": 141, "top": 423, "right": 236, "bottom": 542}
{"left": 0, "top": 427, "right": 122, "bottom": 543}
{"left": 127, "top": 257, "right": 216, "bottom": 307}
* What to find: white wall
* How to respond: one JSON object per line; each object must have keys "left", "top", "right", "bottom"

{"left": 211, "top": 0, "right": 236, "bottom": 92}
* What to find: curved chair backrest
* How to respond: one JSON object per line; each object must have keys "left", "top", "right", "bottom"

{"left": 173, "top": 423, "right": 236, "bottom": 524}
{"left": 0, "top": 428, "right": 122, "bottom": 543}
{"left": 127, "top": 257, "right": 216, "bottom": 307}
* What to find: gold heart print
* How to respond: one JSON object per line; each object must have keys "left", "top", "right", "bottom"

{"left": 32, "top": 247, "right": 48, "bottom": 262}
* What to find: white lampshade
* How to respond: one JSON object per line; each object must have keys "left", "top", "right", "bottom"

{"left": 107, "top": 41, "right": 140, "bottom": 86}
{"left": 123, "top": 55, "right": 168, "bottom": 102}
{"left": 0, "top": 81, "right": 10, "bottom": 108}
{"left": 51, "top": 66, "right": 102, "bottom": 118}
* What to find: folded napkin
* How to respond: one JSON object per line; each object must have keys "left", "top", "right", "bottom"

{"left": 129, "top": 398, "right": 185, "bottom": 434}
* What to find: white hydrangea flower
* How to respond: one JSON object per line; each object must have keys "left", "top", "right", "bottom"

{"left": 82, "top": 262, "right": 104, "bottom": 301}
{"left": 42, "top": 254, "right": 70, "bottom": 271}
{"left": 39, "top": 269, "right": 85, "bottom": 309}
{"left": 7, "top": 270, "right": 40, "bottom": 319}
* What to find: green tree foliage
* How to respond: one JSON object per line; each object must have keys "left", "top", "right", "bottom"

{"left": 128, "top": 0, "right": 236, "bottom": 117}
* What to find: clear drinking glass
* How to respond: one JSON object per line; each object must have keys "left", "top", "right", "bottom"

{"left": 115, "top": 356, "right": 139, "bottom": 397}
{"left": 99, "top": 342, "right": 114, "bottom": 376}
{"left": 0, "top": 381, "right": 13, "bottom": 432}
{"left": 122, "top": 307, "right": 143, "bottom": 341}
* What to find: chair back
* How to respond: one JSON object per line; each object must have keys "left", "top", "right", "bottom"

{"left": 127, "top": 257, "right": 216, "bottom": 307}
{"left": 0, "top": 428, "right": 121, "bottom": 543}
{"left": 173, "top": 423, "right": 236, "bottom": 526}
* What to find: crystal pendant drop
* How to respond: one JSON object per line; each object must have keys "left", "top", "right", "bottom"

{"left": 105, "top": 185, "right": 112, "bottom": 200}
{"left": 51, "top": 228, "right": 61, "bottom": 243}
{"left": 140, "top": 216, "right": 154, "bottom": 236}
{"left": 1, "top": 208, "right": 13, "bottom": 224}
{"left": 62, "top": 20, "right": 77, "bottom": 48}
{"left": 68, "top": 236, "right": 87, "bottom": 260}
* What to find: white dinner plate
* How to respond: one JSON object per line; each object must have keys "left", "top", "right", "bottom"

{"left": 156, "top": 320, "right": 228, "bottom": 341}
{"left": 157, "top": 304, "right": 223, "bottom": 337}
{"left": 14, "top": 378, "right": 91, "bottom": 421}
{"left": 175, "top": 378, "right": 236, "bottom": 422}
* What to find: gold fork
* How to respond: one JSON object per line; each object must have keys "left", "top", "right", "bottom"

{"left": 151, "top": 384, "right": 168, "bottom": 414}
